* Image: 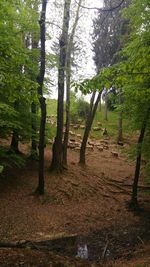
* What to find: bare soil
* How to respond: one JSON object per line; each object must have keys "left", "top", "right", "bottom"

{"left": 0, "top": 139, "right": 150, "bottom": 266}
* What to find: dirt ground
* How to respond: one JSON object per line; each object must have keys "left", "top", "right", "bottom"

{"left": 0, "top": 138, "right": 150, "bottom": 266}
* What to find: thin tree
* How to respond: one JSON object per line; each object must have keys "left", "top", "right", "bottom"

{"left": 35, "top": 0, "right": 47, "bottom": 195}
{"left": 50, "top": 0, "right": 71, "bottom": 172}
{"left": 129, "top": 108, "right": 150, "bottom": 210}
{"left": 63, "top": 0, "right": 82, "bottom": 166}
{"left": 104, "top": 89, "right": 108, "bottom": 121}
{"left": 117, "top": 89, "right": 123, "bottom": 144}
{"left": 31, "top": 34, "right": 39, "bottom": 158}
{"left": 79, "top": 91, "right": 102, "bottom": 165}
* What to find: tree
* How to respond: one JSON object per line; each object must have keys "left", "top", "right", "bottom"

{"left": 93, "top": 0, "right": 130, "bottom": 138}
{"left": 117, "top": 89, "right": 123, "bottom": 144}
{"left": 130, "top": 109, "right": 149, "bottom": 209}
{"left": 92, "top": 0, "right": 130, "bottom": 72}
{"left": 50, "top": 0, "right": 71, "bottom": 172}
{"left": 120, "top": 0, "right": 150, "bottom": 209}
{"left": 79, "top": 91, "right": 101, "bottom": 165}
{"left": 0, "top": 0, "right": 39, "bottom": 166}
{"left": 63, "top": 0, "right": 82, "bottom": 167}
{"left": 105, "top": 0, "right": 150, "bottom": 208}
{"left": 75, "top": 75, "right": 106, "bottom": 165}
{"left": 35, "top": 0, "right": 47, "bottom": 195}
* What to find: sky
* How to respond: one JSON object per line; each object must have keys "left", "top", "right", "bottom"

{"left": 46, "top": 0, "right": 104, "bottom": 99}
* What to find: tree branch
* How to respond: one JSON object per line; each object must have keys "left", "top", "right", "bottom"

{"left": 75, "top": 0, "right": 125, "bottom": 12}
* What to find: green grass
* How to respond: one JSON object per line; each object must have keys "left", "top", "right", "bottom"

{"left": 46, "top": 99, "right": 57, "bottom": 116}
{"left": 91, "top": 105, "right": 132, "bottom": 140}
{"left": 45, "top": 99, "right": 133, "bottom": 141}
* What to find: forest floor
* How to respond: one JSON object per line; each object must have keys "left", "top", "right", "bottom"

{"left": 0, "top": 137, "right": 150, "bottom": 266}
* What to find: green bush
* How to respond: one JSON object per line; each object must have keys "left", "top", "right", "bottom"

{"left": 70, "top": 94, "right": 90, "bottom": 124}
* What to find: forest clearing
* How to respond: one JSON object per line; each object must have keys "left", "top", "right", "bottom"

{"left": 0, "top": 0, "right": 150, "bottom": 266}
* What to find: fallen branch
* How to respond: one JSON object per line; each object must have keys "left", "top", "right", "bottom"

{"left": 0, "top": 235, "right": 77, "bottom": 252}
{"left": 101, "top": 239, "right": 109, "bottom": 260}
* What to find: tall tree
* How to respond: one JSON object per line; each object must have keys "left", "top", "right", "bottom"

{"left": 0, "top": 0, "right": 39, "bottom": 165}
{"left": 107, "top": 0, "right": 150, "bottom": 208}
{"left": 63, "top": 0, "right": 82, "bottom": 166}
{"left": 50, "top": 0, "right": 71, "bottom": 172}
{"left": 79, "top": 91, "right": 102, "bottom": 165}
{"left": 130, "top": 109, "right": 149, "bottom": 209}
{"left": 35, "top": 0, "right": 47, "bottom": 194}
{"left": 120, "top": 0, "right": 150, "bottom": 208}
{"left": 75, "top": 75, "right": 105, "bottom": 165}
{"left": 93, "top": 0, "right": 130, "bottom": 138}
{"left": 117, "top": 89, "right": 123, "bottom": 144}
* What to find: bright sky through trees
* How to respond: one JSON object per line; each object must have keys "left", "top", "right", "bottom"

{"left": 46, "top": 0, "right": 103, "bottom": 99}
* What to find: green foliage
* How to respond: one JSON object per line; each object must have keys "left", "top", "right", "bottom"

{"left": 73, "top": 70, "right": 112, "bottom": 96}
{"left": 0, "top": 0, "right": 41, "bottom": 167}
{"left": 104, "top": 0, "right": 150, "bottom": 179}
{"left": 46, "top": 99, "right": 57, "bottom": 116}
{"left": 92, "top": 0, "right": 130, "bottom": 72}
{"left": 76, "top": 98, "right": 90, "bottom": 121}
{"left": 69, "top": 92, "right": 90, "bottom": 124}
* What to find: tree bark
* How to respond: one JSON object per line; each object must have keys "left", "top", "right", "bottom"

{"left": 98, "top": 96, "right": 102, "bottom": 112}
{"left": 117, "top": 89, "right": 123, "bottom": 144}
{"left": 129, "top": 108, "right": 150, "bottom": 209}
{"left": 30, "top": 35, "right": 39, "bottom": 158}
{"left": 35, "top": 0, "right": 47, "bottom": 195}
{"left": 104, "top": 90, "right": 108, "bottom": 121}
{"left": 10, "top": 101, "right": 19, "bottom": 153}
{"left": 51, "top": 0, "right": 71, "bottom": 172}
{"left": 63, "top": 0, "right": 82, "bottom": 166}
{"left": 10, "top": 130, "right": 19, "bottom": 153}
{"left": 31, "top": 102, "right": 38, "bottom": 158}
{"left": 62, "top": 49, "right": 71, "bottom": 167}
{"left": 79, "top": 91, "right": 101, "bottom": 165}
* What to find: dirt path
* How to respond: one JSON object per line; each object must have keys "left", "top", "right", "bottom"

{"left": 0, "top": 141, "right": 150, "bottom": 266}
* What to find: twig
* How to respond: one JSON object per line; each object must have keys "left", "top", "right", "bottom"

{"left": 137, "top": 236, "right": 145, "bottom": 245}
{"left": 75, "top": 0, "right": 125, "bottom": 12}
{"left": 101, "top": 238, "right": 109, "bottom": 260}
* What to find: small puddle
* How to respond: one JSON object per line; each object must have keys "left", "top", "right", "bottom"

{"left": 76, "top": 243, "right": 88, "bottom": 259}
{"left": 35, "top": 223, "right": 150, "bottom": 264}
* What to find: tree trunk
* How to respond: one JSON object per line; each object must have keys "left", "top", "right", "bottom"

{"left": 104, "top": 90, "right": 108, "bottom": 121}
{"left": 79, "top": 91, "right": 101, "bottom": 165}
{"left": 117, "top": 89, "right": 123, "bottom": 144}
{"left": 62, "top": 50, "right": 71, "bottom": 167}
{"left": 129, "top": 109, "right": 150, "bottom": 209}
{"left": 30, "top": 31, "right": 39, "bottom": 158}
{"left": 10, "top": 101, "right": 19, "bottom": 153}
{"left": 51, "top": 0, "right": 71, "bottom": 172}
{"left": 37, "top": 96, "right": 46, "bottom": 194}
{"left": 31, "top": 102, "right": 38, "bottom": 158}
{"left": 63, "top": 0, "right": 82, "bottom": 166}
{"left": 35, "top": 0, "right": 47, "bottom": 195}
{"left": 98, "top": 96, "right": 102, "bottom": 112}
{"left": 10, "top": 130, "right": 19, "bottom": 153}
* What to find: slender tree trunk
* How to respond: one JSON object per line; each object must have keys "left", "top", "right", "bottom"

{"left": 31, "top": 102, "right": 38, "bottom": 158}
{"left": 79, "top": 91, "right": 101, "bottom": 165}
{"left": 62, "top": 50, "right": 71, "bottom": 167}
{"left": 104, "top": 90, "right": 108, "bottom": 121}
{"left": 10, "top": 130, "right": 19, "bottom": 153}
{"left": 37, "top": 96, "right": 46, "bottom": 194}
{"left": 51, "top": 0, "right": 71, "bottom": 172}
{"left": 117, "top": 89, "right": 123, "bottom": 144}
{"left": 31, "top": 35, "right": 39, "bottom": 158}
{"left": 129, "top": 109, "right": 150, "bottom": 209}
{"left": 10, "top": 101, "right": 19, "bottom": 153}
{"left": 63, "top": 0, "right": 82, "bottom": 166}
{"left": 98, "top": 96, "right": 102, "bottom": 112}
{"left": 35, "top": 0, "right": 47, "bottom": 195}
